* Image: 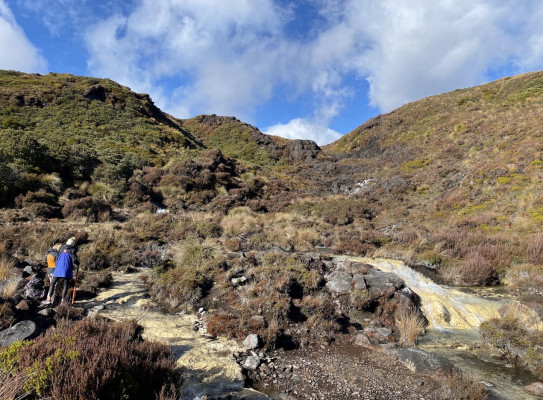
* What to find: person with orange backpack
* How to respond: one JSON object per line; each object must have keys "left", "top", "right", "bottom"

{"left": 46, "top": 243, "right": 62, "bottom": 286}
{"left": 42, "top": 237, "right": 79, "bottom": 305}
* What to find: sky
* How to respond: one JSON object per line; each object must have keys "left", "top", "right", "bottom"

{"left": 1, "top": 1, "right": 543, "bottom": 145}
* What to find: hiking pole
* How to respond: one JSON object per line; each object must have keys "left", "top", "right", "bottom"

{"left": 71, "top": 270, "right": 78, "bottom": 304}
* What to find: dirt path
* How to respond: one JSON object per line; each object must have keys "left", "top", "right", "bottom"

{"left": 79, "top": 268, "right": 266, "bottom": 399}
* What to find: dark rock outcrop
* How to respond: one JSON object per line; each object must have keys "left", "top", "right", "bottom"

{"left": 388, "top": 347, "right": 456, "bottom": 375}
{"left": 0, "top": 320, "right": 37, "bottom": 346}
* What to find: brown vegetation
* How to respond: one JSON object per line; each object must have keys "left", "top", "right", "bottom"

{"left": 0, "top": 318, "right": 178, "bottom": 400}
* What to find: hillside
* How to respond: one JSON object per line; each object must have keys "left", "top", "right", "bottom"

{"left": 1, "top": 69, "right": 543, "bottom": 398}
{"left": 305, "top": 71, "right": 543, "bottom": 285}
{"left": 179, "top": 114, "right": 321, "bottom": 166}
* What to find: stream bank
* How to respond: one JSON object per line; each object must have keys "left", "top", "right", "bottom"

{"left": 76, "top": 256, "right": 543, "bottom": 399}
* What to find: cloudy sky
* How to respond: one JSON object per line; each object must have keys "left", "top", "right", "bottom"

{"left": 1, "top": 0, "right": 543, "bottom": 145}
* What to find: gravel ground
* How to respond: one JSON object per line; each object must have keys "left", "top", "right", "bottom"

{"left": 250, "top": 338, "right": 448, "bottom": 400}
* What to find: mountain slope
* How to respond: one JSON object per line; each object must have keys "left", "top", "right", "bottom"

{"left": 180, "top": 114, "right": 321, "bottom": 166}
{"left": 301, "top": 71, "right": 543, "bottom": 283}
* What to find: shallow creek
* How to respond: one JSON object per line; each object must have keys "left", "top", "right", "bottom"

{"left": 79, "top": 268, "right": 261, "bottom": 400}
{"left": 345, "top": 256, "right": 539, "bottom": 400}
{"left": 79, "top": 259, "right": 540, "bottom": 400}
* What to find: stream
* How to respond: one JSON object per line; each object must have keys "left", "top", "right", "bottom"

{"left": 346, "top": 257, "right": 539, "bottom": 400}
{"left": 79, "top": 268, "right": 264, "bottom": 400}
{"left": 79, "top": 257, "right": 540, "bottom": 400}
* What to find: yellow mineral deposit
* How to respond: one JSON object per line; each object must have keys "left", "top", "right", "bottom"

{"left": 84, "top": 269, "right": 245, "bottom": 398}
{"left": 346, "top": 257, "right": 505, "bottom": 332}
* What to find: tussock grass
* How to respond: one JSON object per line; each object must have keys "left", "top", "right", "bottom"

{"left": 1, "top": 279, "right": 20, "bottom": 299}
{"left": 0, "top": 256, "right": 16, "bottom": 281}
{"left": 440, "top": 371, "right": 488, "bottom": 400}
{"left": 395, "top": 308, "right": 426, "bottom": 346}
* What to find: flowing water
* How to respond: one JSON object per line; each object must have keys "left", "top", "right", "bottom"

{"left": 345, "top": 256, "right": 539, "bottom": 400}
{"left": 79, "top": 268, "right": 263, "bottom": 400}
{"left": 79, "top": 258, "right": 540, "bottom": 399}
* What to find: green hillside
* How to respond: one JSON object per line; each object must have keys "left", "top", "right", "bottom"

{"left": 0, "top": 70, "right": 206, "bottom": 203}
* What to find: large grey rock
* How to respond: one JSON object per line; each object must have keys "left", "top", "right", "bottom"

{"left": 325, "top": 270, "right": 352, "bottom": 294}
{"left": 364, "top": 269, "right": 404, "bottom": 290}
{"left": 525, "top": 382, "right": 543, "bottom": 397}
{"left": 0, "top": 320, "right": 37, "bottom": 346}
{"left": 389, "top": 347, "right": 456, "bottom": 375}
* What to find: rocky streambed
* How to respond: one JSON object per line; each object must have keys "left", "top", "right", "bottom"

{"left": 3, "top": 255, "right": 543, "bottom": 399}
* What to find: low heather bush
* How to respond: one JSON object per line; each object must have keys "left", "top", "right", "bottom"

{"left": 456, "top": 251, "right": 497, "bottom": 286}
{"left": 61, "top": 196, "right": 112, "bottom": 222}
{"left": 0, "top": 318, "right": 178, "bottom": 400}
{"left": 527, "top": 232, "right": 543, "bottom": 265}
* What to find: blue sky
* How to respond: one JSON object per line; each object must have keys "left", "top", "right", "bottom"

{"left": 2, "top": 1, "right": 543, "bottom": 145}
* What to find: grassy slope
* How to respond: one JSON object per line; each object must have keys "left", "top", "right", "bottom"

{"left": 319, "top": 71, "right": 543, "bottom": 277}
{"left": 324, "top": 73, "right": 543, "bottom": 229}
{"left": 180, "top": 114, "right": 293, "bottom": 167}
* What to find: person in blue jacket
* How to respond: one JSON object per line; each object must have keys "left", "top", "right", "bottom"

{"left": 42, "top": 237, "right": 79, "bottom": 305}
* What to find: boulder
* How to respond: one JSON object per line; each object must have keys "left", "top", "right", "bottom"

{"left": 325, "top": 270, "right": 353, "bottom": 294}
{"left": 243, "top": 334, "right": 260, "bottom": 349}
{"left": 364, "top": 327, "right": 393, "bottom": 342}
{"left": 364, "top": 269, "right": 404, "bottom": 290}
{"left": 243, "top": 355, "right": 261, "bottom": 370}
{"left": 353, "top": 333, "right": 373, "bottom": 348}
{"left": 389, "top": 347, "right": 456, "bottom": 375}
{"left": 0, "top": 320, "right": 37, "bottom": 346}
{"left": 525, "top": 382, "right": 543, "bottom": 397}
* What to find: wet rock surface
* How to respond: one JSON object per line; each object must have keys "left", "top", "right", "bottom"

{"left": 387, "top": 347, "right": 457, "bottom": 375}
{"left": 524, "top": 382, "right": 543, "bottom": 397}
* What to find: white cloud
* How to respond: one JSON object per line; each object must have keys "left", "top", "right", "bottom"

{"left": 0, "top": 0, "right": 47, "bottom": 72}
{"left": 322, "top": 0, "right": 543, "bottom": 112}
{"left": 84, "top": 0, "right": 290, "bottom": 119}
{"left": 80, "top": 0, "right": 543, "bottom": 143}
{"left": 265, "top": 118, "right": 341, "bottom": 146}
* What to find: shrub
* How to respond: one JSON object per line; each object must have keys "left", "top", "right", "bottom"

{"left": 440, "top": 371, "right": 488, "bottom": 400}
{"left": 506, "top": 264, "right": 543, "bottom": 295}
{"left": 527, "top": 232, "right": 543, "bottom": 265}
{"left": 0, "top": 255, "right": 16, "bottom": 281}
{"left": 150, "top": 240, "right": 224, "bottom": 309}
{"left": 456, "top": 252, "right": 497, "bottom": 286}
{"left": 61, "top": 196, "right": 113, "bottom": 222}
{"left": 0, "top": 318, "right": 178, "bottom": 400}
{"left": 0, "top": 301, "right": 15, "bottom": 329}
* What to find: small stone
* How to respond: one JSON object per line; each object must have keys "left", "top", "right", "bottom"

{"left": 38, "top": 307, "right": 54, "bottom": 317}
{"left": 525, "top": 382, "right": 543, "bottom": 397}
{"left": 259, "top": 364, "right": 271, "bottom": 374}
{"left": 353, "top": 333, "right": 373, "bottom": 348}
{"left": 15, "top": 300, "right": 30, "bottom": 310}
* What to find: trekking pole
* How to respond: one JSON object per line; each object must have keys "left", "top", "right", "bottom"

{"left": 71, "top": 270, "right": 78, "bottom": 304}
